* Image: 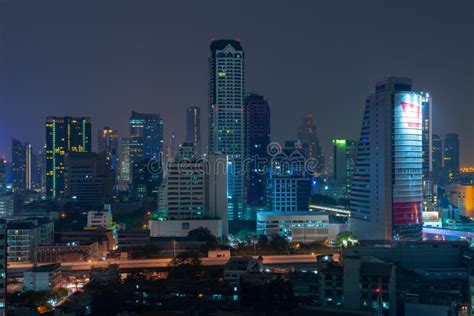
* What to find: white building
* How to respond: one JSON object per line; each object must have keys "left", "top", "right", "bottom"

{"left": 350, "top": 77, "right": 424, "bottom": 240}
{"left": 257, "top": 211, "right": 329, "bottom": 243}
{"left": 148, "top": 218, "right": 224, "bottom": 238}
{"left": 23, "top": 263, "right": 63, "bottom": 291}
{"left": 208, "top": 39, "right": 245, "bottom": 221}
{"left": 86, "top": 210, "right": 113, "bottom": 229}
{"left": 7, "top": 221, "right": 37, "bottom": 263}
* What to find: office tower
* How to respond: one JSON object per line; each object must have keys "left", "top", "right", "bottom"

{"left": 32, "top": 150, "right": 45, "bottom": 193}
{"left": 421, "top": 93, "right": 432, "bottom": 177}
{"left": 245, "top": 93, "right": 270, "bottom": 209}
{"left": 0, "top": 194, "right": 13, "bottom": 219}
{"left": 7, "top": 221, "right": 38, "bottom": 263}
{"left": 267, "top": 143, "right": 312, "bottom": 212}
{"left": 45, "top": 116, "right": 91, "bottom": 198}
{"left": 12, "top": 138, "right": 32, "bottom": 192}
{"left": 129, "top": 111, "right": 163, "bottom": 163}
{"left": 333, "top": 139, "right": 357, "bottom": 198}
{"left": 297, "top": 114, "right": 324, "bottom": 175}
{"left": 445, "top": 183, "right": 474, "bottom": 218}
{"left": 98, "top": 127, "right": 119, "bottom": 191}
{"left": 350, "top": 77, "right": 423, "bottom": 241}
{"left": 131, "top": 159, "right": 161, "bottom": 200}
{"left": 0, "top": 219, "right": 5, "bottom": 316}
{"left": 432, "top": 134, "right": 443, "bottom": 186}
{"left": 443, "top": 133, "right": 460, "bottom": 182}
{"left": 0, "top": 158, "right": 6, "bottom": 193}
{"left": 208, "top": 39, "right": 245, "bottom": 221}
{"left": 165, "top": 131, "right": 178, "bottom": 165}
{"left": 175, "top": 142, "right": 196, "bottom": 161}
{"left": 186, "top": 106, "right": 201, "bottom": 154}
{"left": 65, "top": 152, "right": 112, "bottom": 207}
{"left": 118, "top": 138, "right": 131, "bottom": 187}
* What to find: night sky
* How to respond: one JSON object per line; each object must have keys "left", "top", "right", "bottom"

{"left": 0, "top": 0, "right": 473, "bottom": 165}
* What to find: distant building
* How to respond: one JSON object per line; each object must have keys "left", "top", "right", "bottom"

{"left": 23, "top": 263, "right": 63, "bottom": 291}
{"left": 7, "top": 221, "right": 37, "bottom": 263}
{"left": 46, "top": 116, "right": 91, "bottom": 198}
{"left": 350, "top": 77, "right": 423, "bottom": 240}
{"left": 129, "top": 111, "right": 163, "bottom": 163}
{"left": 245, "top": 93, "right": 270, "bottom": 211}
{"left": 297, "top": 114, "right": 324, "bottom": 175}
{"left": 98, "top": 127, "right": 119, "bottom": 192}
{"left": 0, "top": 193, "right": 14, "bottom": 218}
{"left": 332, "top": 139, "right": 357, "bottom": 198}
{"left": 432, "top": 134, "right": 443, "bottom": 187}
{"left": 444, "top": 133, "right": 460, "bottom": 182}
{"left": 12, "top": 138, "right": 32, "bottom": 192}
{"left": 257, "top": 211, "right": 329, "bottom": 243}
{"left": 445, "top": 184, "right": 474, "bottom": 218}
{"left": 223, "top": 256, "right": 263, "bottom": 285}
{"left": 0, "top": 219, "right": 6, "bottom": 315}
{"left": 65, "top": 152, "right": 112, "bottom": 207}
{"left": 118, "top": 137, "right": 131, "bottom": 188}
{"left": 186, "top": 106, "right": 201, "bottom": 154}
{"left": 208, "top": 39, "right": 245, "bottom": 221}
{"left": 86, "top": 210, "right": 113, "bottom": 230}
{"left": 37, "top": 242, "right": 99, "bottom": 263}
{"left": 148, "top": 218, "right": 224, "bottom": 238}
{"left": 0, "top": 158, "right": 6, "bottom": 193}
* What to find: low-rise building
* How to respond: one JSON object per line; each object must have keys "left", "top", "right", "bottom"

{"left": 223, "top": 256, "right": 263, "bottom": 285}
{"left": 257, "top": 211, "right": 329, "bottom": 242}
{"left": 37, "top": 242, "right": 99, "bottom": 263}
{"left": 23, "top": 263, "right": 63, "bottom": 291}
{"left": 117, "top": 229, "right": 150, "bottom": 249}
{"left": 148, "top": 219, "right": 224, "bottom": 238}
{"left": 7, "top": 221, "right": 37, "bottom": 263}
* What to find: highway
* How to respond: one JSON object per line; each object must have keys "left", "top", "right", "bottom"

{"left": 8, "top": 254, "right": 319, "bottom": 273}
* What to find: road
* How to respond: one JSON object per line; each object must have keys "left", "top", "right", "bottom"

{"left": 8, "top": 254, "right": 319, "bottom": 273}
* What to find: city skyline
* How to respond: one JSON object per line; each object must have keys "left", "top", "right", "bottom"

{"left": 0, "top": 1, "right": 472, "bottom": 165}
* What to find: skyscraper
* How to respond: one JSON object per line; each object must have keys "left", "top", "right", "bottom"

{"left": 421, "top": 93, "right": 433, "bottom": 211}
{"left": 332, "top": 139, "right": 357, "bottom": 198}
{"left": 129, "top": 111, "right": 163, "bottom": 163}
{"left": 98, "top": 127, "right": 119, "bottom": 191}
{"left": 245, "top": 93, "right": 270, "bottom": 209}
{"left": 118, "top": 138, "right": 131, "bottom": 187}
{"left": 208, "top": 39, "right": 245, "bottom": 220}
{"left": 0, "top": 219, "right": 5, "bottom": 316}
{"left": 12, "top": 138, "right": 32, "bottom": 192}
{"left": 443, "top": 133, "right": 460, "bottom": 182}
{"left": 0, "top": 158, "right": 6, "bottom": 193}
{"left": 297, "top": 114, "right": 324, "bottom": 175}
{"left": 432, "top": 134, "right": 443, "bottom": 185}
{"left": 186, "top": 106, "right": 201, "bottom": 154}
{"left": 350, "top": 77, "right": 423, "bottom": 240}
{"left": 45, "top": 116, "right": 91, "bottom": 198}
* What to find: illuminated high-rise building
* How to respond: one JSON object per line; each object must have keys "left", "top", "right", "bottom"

{"left": 129, "top": 111, "right": 163, "bottom": 163}
{"left": 118, "top": 138, "right": 131, "bottom": 187}
{"left": 186, "top": 106, "right": 201, "bottom": 154}
{"left": 0, "top": 219, "right": 5, "bottom": 316}
{"left": 297, "top": 114, "right": 324, "bottom": 175}
{"left": 45, "top": 116, "right": 91, "bottom": 198}
{"left": 245, "top": 93, "right": 270, "bottom": 210}
{"left": 11, "top": 138, "right": 32, "bottom": 192}
{"left": 333, "top": 139, "right": 357, "bottom": 198}
{"left": 98, "top": 127, "right": 119, "bottom": 191}
{"left": 350, "top": 77, "right": 423, "bottom": 240}
{"left": 443, "top": 133, "right": 460, "bottom": 182}
{"left": 421, "top": 92, "right": 433, "bottom": 211}
{"left": 208, "top": 39, "right": 245, "bottom": 220}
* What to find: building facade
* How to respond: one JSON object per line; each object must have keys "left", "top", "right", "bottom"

{"left": 245, "top": 93, "right": 270, "bottom": 210}
{"left": 46, "top": 116, "right": 91, "bottom": 198}
{"left": 12, "top": 138, "right": 32, "bottom": 192}
{"left": 98, "top": 127, "right": 119, "bottom": 191}
{"left": 332, "top": 139, "right": 357, "bottom": 198}
{"left": 186, "top": 106, "right": 201, "bottom": 154}
{"left": 208, "top": 39, "right": 245, "bottom": 221}
{"left": 297, "top": 114, "right": 324, "bottom": 175}
{"left": 350, "top": 77, "right": 423, "bottom": 240}
{"left": 444, "top": 133, "right": 460, "bottom": 183}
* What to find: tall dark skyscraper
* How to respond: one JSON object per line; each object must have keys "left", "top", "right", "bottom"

{"left": 0, "top": 157, "right": 6, "bottom": 193}
{"left": 11, "top": 138, "right": 32, "bottom": 192}
{"left": 350, "top": 77, "right": 423, "bottom": 241}
{"left": 244, "top": 93, "right": 270, "bottom": 210}
{"left": 444, "top": 133, "right": 460, "bottom": 182}
{"left": 421, "top": 93, "right": 432, "bottom": 177}
{"left": 186, "top": 106, "right": 201, "bottom": 154}
{"left": 432, "top": 134, "right": 443, "bottom": 185}
{"left": 98, "top": 127, "right": 119, "bottom": 191}
{"left": 208, "top": 39, "right": 245, "bottom": 221}
{"left": 129, "top": 111, "right": 163, "bottom": 163}
{"left": 45, "top": 116, "right": 91, "bottom": 198}
{"left": 297, "top": 114, "right": 324, "bottom": 175}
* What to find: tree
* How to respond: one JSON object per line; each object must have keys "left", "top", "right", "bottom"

{"left": 256, "top": 234, "right": 269, "bottom": 248}
{"left": 270, "top": 235, "right": 289, "bottom": 252}
{"left": 187, "top": 227, "right": 219, "bottom": 249}
{"left": 168, "top": 250, "right": 203, "bottom": 280}
{"left": 335, "top": 231, "right": 358, "bottom": 248}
